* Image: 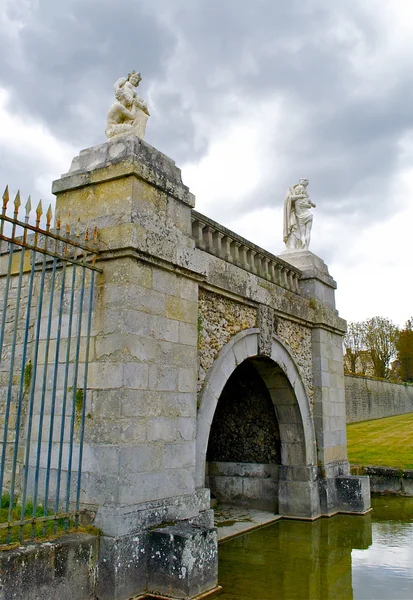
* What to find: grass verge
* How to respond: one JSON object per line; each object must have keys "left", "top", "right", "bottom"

{"left": 346, "top": 412, "right": 413, "bottom": 470}
{"left": 0, "top": 494, "right": 91, "bottom": 547}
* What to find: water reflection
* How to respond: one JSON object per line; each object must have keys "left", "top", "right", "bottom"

{"left": 352, "top": 497, "right": 413, "bottom": 600}
{"left": 218, "top": 497, "right": 413, "bottom": 600}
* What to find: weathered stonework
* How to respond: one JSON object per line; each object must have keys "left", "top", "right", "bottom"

{"left": 257, "top": 304, "right": 275, "bottom": 357}
{"left": 1, "top": 133, "right": 371, "bottom": 599}
{"left": 345, "top": 375, "right": 413, "bottom": 423}
{"left": 277, "top": 317, "right": 314, "bottom": 405}
{"left": 207, "top": 361, "right": 280, "bottom": 464}
{"left": 197, "top": 288, "right": 256, "bottom": 389}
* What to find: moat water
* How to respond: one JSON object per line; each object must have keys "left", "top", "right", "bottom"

{"left": 218, "top": 497, "right": 413, "bottom": 599}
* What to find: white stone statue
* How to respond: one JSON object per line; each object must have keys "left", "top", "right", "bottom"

{"left": 105, "top": 70, "right": 150, "bottom": 140}
{"left": 283, "top": 178, "right": 316, "bottom": 251}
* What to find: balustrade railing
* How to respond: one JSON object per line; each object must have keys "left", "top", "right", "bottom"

{"left": 191, "top": 210, "right": 301, "bottom": 293}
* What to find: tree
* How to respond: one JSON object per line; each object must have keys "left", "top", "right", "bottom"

{"left": 343, "top": 321, "right": 365, "bottom": 374}
{"left": 363, "top": 317, "right": 399, "bottom": 379}
{"left": 396, "top": 318, "right": 413, "bottom": 382}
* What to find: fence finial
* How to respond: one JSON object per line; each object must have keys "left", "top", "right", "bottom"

{"left": 2, "top": 186, "right": 9, "bottom": 211}
{"left": 13, "top": 191, "right": 21, "bottom": 216}
{"left": 36, "top": 200, "right": 43, "bottom": 227}
{"left": 46, "top": 204, "right": 53, "bottom": 228}
{"left": 25, "top": 196, "right": 32, "bottom": 220}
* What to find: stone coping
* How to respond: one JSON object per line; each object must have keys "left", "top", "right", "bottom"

{"left": 52, "top": 135, "right": 195, "bottom": 207}
{"left": 351, "top": 465, "right": 413, "bottom": 479}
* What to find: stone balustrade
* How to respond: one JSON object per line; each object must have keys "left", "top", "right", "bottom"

{"left": 191, "top": 210, "right": 301, "bottom": 293}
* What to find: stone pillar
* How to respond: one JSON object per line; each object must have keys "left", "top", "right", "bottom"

{"left": 280, "top": 250, "right": 370, "bottom": 516}
{"left": 52, "top": 135, "right": 217, "bottom": 600}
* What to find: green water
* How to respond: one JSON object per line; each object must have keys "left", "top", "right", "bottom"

{"left": 218, "top": 497, "right": 413, "bottom": 600}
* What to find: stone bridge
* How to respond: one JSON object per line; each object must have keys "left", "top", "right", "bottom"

{"left": 51, "top": 135, "right": 370, "bottom": 599}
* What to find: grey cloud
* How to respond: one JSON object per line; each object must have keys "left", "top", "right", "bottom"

{"left": 1, "top": 0, "right": 412, "bottom": 245}
{"left": 0, "top": 0, "right": 175, "bottom": 145}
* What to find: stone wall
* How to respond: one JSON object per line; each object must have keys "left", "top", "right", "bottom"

{"left": 277, "top": 317, "right": 313, "bottom": 405}
{"left": 345, "top": 375, "right": 413, "bottom": 423}
{"left": 197, "top": 288, "right": 256, "bottom": 390}
{"left": 0, "top": 534, "right": 99, "bottom": 600}
{"left": 351, "top": 465, "right": 413, "bottom": 496}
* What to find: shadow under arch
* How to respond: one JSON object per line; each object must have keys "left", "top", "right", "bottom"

{"left": 196, "top": 328, "right": 320, "bottom": 517}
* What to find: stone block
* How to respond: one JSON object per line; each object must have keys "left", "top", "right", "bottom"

{"left": 119, "top": 309, "right": 152, "bottom": 336}
{"left": 149, "top": 364, "right": 179, "bottom": 391}
{"left": 281, "top": 441, "right": 305, "bottom": 464}
{"left": 123, "top": 362, "right": 149, "bottom": 389}
{"left": 82, "top": 444, "right": 120, "bottom": 475}
{"left": 363, "top": 466, "right": 403, "bottom": 495}
{"left": 120, "top": 444, "right": 162, "bottom": 474}
{"left": 164, "top": 392, "right": 197, "bottom": 418}
{"left": 117, "top": 468, "right": 195, "bottom": 504}
{"left": 233, "top": 337, "right": 248, "bottom": 365}
{"left": 94, "top": 491, "right": 208, "bottom": 537}
{"left": 166, "top": 296, "right": 197, "bottom": 323}
{"left": 219, "top": 347, "right": 237, "bottom": 380}
{"left": 0, "top": 534, "right": 99, "bottom": 600}
{"left": 179, "top": 366, "right": 197, "bottom": 393}
{"left": 336, "top": 475, "right": 371, "bottom": 513}
{"left": 209, "top": 475, "right": 243, "bottom": 504}
{"left": 177, "top": 417, "right": 196, "bottom": 441}
{"left": 80, "top": 471, "right": 121, "bottom": 505}
{"left": 321, "top": 444, "right": 348, "bottom": 465}
{"left": 120, "top": 390, "right": 160, "bottom": 417}
{"left": 245, "top": 333, "right": 258, "bottom": 358}
{"left": 162, "top": 441, "right": 196, "bottom": 469}
{"left": 102, "top": 284, "right": 166, "bottom": 316}
{"left": 97, "top": 533, "right": 147, "bottom": 600}
{"left": 242, "top": 477, "right": 278, "bottom": 511}
{"left": 124, "top": 335, "right": 158, "bottom": 362}
{"left": 278, "top": 479, "right": 321, "bottom": 519}
{"left": 120, "top": 418, "right": 148, "bottom": 443}
{"left": 147, "top": 418, "right": 177, "bottom": 442}
{"left": 179, "top": 321, "right": 198, "bottom": 346}
{"left": 206, "top": 365, "right": 227, "bottom": 398}
{"left": 152, "top": 269, "right": 179, "bottom": 296}
{"left": 151, "top": 315, "right": 179, "bottom": 342}
{"left": 178, "top": 277, "right": 198, "bottom": 301}
{"left": 278, "top": 422, "right": 304, "bottom": 444}
{"left": 402, "top": 471, "right": 413, "bottom": 495}
{"left": 87, "top": 362, "right": 123, "bottom": 389}
{"left": 279, "top": 465, "right": 318, "bottom": 482}
{"left": 147, "top": 523, "right": 218, "bottom": 599}
{"left": 158, "top": 341, "right": 197, "bottom": 368}
{"left": 91, "top": 390, "right": 121, "bottom": 418}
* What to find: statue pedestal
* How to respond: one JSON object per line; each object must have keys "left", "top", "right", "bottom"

{"left": 280, "top": 250, "right": 337, "bottom": 309}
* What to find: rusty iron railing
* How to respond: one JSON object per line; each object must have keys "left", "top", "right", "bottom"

{"left": 0, "top": 186, "right": 100, "bottom": 544}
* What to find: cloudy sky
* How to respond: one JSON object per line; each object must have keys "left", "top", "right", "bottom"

{"left": 1, "top": 0, "right": 412, "bottom": 327}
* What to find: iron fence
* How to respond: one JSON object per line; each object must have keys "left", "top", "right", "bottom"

{"left": 0, "top": 186, "right": 100, "bottom": 544}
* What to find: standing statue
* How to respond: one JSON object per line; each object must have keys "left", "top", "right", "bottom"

{"left": 105, "top": 70, "right": 150, "bottom": 140}
{"left": 283, "top": 178, "right": 316, "bottom": 251}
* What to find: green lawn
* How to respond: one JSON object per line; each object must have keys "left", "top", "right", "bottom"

{"left": 346, "top": 412, "right": 413, "bottom": 470}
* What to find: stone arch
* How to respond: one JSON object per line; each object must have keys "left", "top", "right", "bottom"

{"left": 196, "top": 328, "right": 317, "bottom": 490}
